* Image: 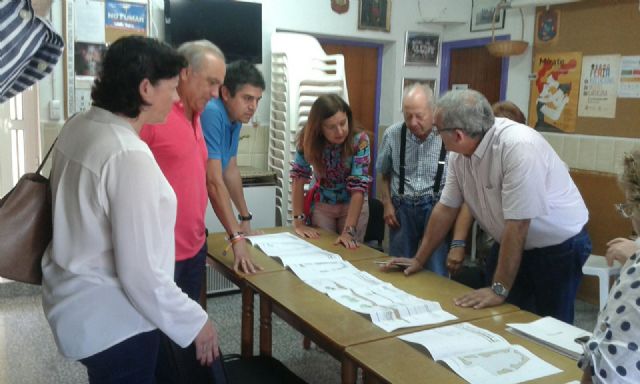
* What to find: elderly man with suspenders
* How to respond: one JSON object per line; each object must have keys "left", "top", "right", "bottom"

{"left": 377, "top": 83, "right": 451, "bottom": 275}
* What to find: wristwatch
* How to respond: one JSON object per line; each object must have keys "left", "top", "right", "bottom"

{"left": 491, "top": 282, "right": 509, "bottom": 298}
{"left": 237, "top": 212, "right": 253, "bottom": 221}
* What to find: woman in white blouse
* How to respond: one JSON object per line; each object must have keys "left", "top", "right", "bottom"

{"left": 579, "top": 149, "right": 640, "bottom": 384}
{"left": 41, "top": 36, "right": 219, "bottom": 383}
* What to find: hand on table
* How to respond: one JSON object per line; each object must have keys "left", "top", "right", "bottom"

{"left": 294, "top": 224, "right": 320, "bottom": 239}
{"left": 335, "top": 233, "right": 359, "bottom": 249}
{"left": 232, "top": 240, "right": 262, "bottom": 274}
{"left": 240, "top": 220, "right": 263, "bottom": 236}
{"left": 454, "top": 287, "right": 505, "bottom": 309}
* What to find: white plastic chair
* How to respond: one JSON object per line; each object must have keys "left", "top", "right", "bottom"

{"left": 581, "top": 254, "right": 622, "bottom": 311}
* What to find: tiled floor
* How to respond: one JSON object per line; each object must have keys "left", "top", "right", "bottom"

{"left": 0, "top": 282, "right": 598, "bottom": 384}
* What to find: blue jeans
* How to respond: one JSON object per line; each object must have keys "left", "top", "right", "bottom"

{"left": 485, "top": 226, "right": 592, "bottom": 324}
{"left": 81, "top": 330, "right": 160, "bottom": 384}
{"left": 389, "top": 195, "right": 449, "bottom": 276}
{"left": 174, "top": 242, "right": 207, "bottom": 301}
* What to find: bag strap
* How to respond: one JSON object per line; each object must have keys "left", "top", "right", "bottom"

{"left": 399, "top": 123, "right": 407, "bottom": 195}
{"left": 433, "top": 142, "right": 447, "bottom": 196}
{"left": 35, "top": 138, "right": 58, "bottom": 175}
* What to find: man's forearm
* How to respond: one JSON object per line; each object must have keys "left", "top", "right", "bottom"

{"left": 492, "top": 219, "right": 530, "bottom": 289}
{"left": 223, "top": 162, "right": 250, "bottom": 217}
{"left": 414, "top": 202, "right": 459, "bottom": 264}
{"left": 207, "top": 161, "right": 241, "bottom": 235}
{"left": 380, "top": 174, "right": 392, "bottom": 203}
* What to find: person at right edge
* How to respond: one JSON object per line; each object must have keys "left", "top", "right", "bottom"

{"left": 389, "top": 89, "right": 592, "bottom": 324}
{"left": 578, "top": 150, "right": 640, "bottom": 384}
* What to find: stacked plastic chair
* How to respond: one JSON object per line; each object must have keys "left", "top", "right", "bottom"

{"left": 269, "top": 32, "right": 350, "bottom": 225}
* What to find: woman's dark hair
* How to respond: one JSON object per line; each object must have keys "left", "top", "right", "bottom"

{"left": 492, "top": 101, "right": 526, "bottom": 124}
{"left": 91, "top": 36, "right": 186, "bottom": 118}
{"left": 297, "top": 94, "right": 355, "bottom": 176}
{"left": 223, "top": 60, "right": 266, "bottom": 97}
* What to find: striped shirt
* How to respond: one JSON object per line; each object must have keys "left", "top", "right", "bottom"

{"left": 376, "top": 121, "right": 448, "bottom": 197}
{"left": 0, "top": 0, "right": 64, "bottom": 103}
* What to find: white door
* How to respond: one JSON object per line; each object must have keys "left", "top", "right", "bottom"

{"left": 0, "top": 86, "right": 41, "bottom": 196}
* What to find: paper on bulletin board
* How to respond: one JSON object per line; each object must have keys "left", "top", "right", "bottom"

{"left": 75, "top": 0, "right": 105, "bottom": 43}
{"left": 528, "top": 52, "right": 582, "bottom": 133}
{"left": 578, "top": 55, "right": 620, "bottom": 118}
{"left": 618, "top": 56, "right": 640, "bottom": 98}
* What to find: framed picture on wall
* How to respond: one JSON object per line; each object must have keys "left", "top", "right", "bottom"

{"left": 358, "top": 0, "right": 391, "bottom": 32}
{"left": 471, "top": 0, "right": 505, "bottom": 32}
{"left": 401, "top": 78, "right": 437, "bottom": 106}
{"left": 404, "top": 31, "right": 440, "bottom": 66}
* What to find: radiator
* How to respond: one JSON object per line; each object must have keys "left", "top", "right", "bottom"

{"left": 206, "top": 264, "right": 238, "bottom": 294}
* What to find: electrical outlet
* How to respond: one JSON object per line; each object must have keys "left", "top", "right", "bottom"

{"left": 49, "top": 99, "right": 62, "bottom": 120}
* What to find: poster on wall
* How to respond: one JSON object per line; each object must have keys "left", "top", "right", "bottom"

{"left": 74, "top": 0, "right": 105, "bottom": 44}
{"left": 528, "top": 52, "right": 582, "bottom": 133}
{"left": 105, "top": 0, "right": 148, "bottom": 43}
{"left": 618, "top": 56, "right": 640, "bottom": 98}
{"left": 578, "top": 55, "right": 620, "bottom": 118}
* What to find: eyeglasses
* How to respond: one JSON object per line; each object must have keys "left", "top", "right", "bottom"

{"left": 432, "top": 126, "right": 458, "bottom": 135}
{"left": 615, "top": 202, "right": 637, "bottom": 219}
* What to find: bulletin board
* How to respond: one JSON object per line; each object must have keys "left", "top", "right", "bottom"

{"left": 529, "top": 0, "right": 640, "bottom": 138}
{"left": 63, "top": 0, "right": 150, "bottom": 118}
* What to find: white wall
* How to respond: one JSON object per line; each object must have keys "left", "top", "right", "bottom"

{"left": 38, "top": 0, "right": 537, "bottom": 127}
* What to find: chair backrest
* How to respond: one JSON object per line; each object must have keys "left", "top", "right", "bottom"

{"left": 364, "top": 198, "right": 384, "bottom": 250}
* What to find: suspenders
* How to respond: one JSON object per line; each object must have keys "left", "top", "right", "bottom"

{"left": 398, "top": 123, "right": 447, "bottom": 197}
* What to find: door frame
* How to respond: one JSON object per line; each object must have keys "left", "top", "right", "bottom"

{"left": 317, "top": 38, "right": 384, "bottom": 196}
{"left": 439, "top": 35, "right": 511, "bottom": 100}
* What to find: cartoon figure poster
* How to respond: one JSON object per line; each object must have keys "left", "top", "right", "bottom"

{"left": 529, "top": 52, "right": 582, "bottom": 133}
{"left": 578, "top": 55, "right": 620, "bottom": 118}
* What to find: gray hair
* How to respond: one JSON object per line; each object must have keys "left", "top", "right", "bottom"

{"left": 621, "top": 149, "right": 640, "bottom": 207}
{"left": 402, "top": 82, "right": 435, "bottom": 111}
{"left": 435, "top": 89, "right": 495, "bottom": 139}
{"left": 177, "top": 40, "right": 225, "bottom": 71}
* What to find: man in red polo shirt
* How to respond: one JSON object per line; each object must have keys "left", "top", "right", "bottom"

{"left": 140, "top": 39, "right": 237, "bottom": 383}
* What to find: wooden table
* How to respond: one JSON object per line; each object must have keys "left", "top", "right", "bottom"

{"left": 246, "top": 259, "right": 519, "bottom": 383}
{"left": 345, "top": 311, "right": 583, "bottom": 384}
{"left": 206, "top": 226, "right": 385, "bottom": 357}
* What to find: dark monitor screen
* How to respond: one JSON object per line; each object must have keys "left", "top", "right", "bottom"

{"left": 164, "top": 0, "right": 262, "bottom": 64}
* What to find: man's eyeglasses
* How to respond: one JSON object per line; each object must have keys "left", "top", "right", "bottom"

{"left": 432, "top": 126, "right": 458, "bottom": 135}
{"left": 615, "top": 202, "right": 637, "bottom": 219}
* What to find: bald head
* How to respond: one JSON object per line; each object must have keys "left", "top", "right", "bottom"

{"left": 402, "top": 83, "right": 435, "bottom": 140}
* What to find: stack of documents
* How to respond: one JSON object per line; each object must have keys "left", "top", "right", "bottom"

{"left": 399, "top": 323, "right": 561, "bottom": 384}
{"left": 246, "top": 233, "right": 456, "bottom": 332}
{"left": 507, "top": 316, "right": 592, "bottom": 360}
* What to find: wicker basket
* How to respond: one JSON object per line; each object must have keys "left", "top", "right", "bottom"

{"left": 486, "top": 40, "right": 529, "bottom": 57}
{"left": 486, "top": 5, "right": 529, "bottom": 57}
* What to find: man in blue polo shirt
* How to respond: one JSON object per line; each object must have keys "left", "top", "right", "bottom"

{"left": 201, "top": 60, "right": 265, "bottom": 274}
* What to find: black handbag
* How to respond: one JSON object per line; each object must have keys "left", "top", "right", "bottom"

{"left": 0, "top": 139, "right": 56, "bottom": 284}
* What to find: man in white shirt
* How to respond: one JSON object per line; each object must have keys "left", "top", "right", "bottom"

{"left": 398, "top": 89, "right": 591, "bottom": 324}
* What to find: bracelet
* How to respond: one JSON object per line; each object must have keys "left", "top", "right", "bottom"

{"left": 292, "top": 213, "right": 306, "bottom": 221}
{"left": 223, "top": 232, "right": 246, "bottom": 256}
{"left": 237, "top": 212, "right": 253, "bottom": 221}
{"left": 343, "top": 225, "right": 356, "bottom": 238}
{"left": 228, "top": 231, "right": 245, "bottom": 242}
{"left": 450, "top": 239, "right": 466, "bottom": 249}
